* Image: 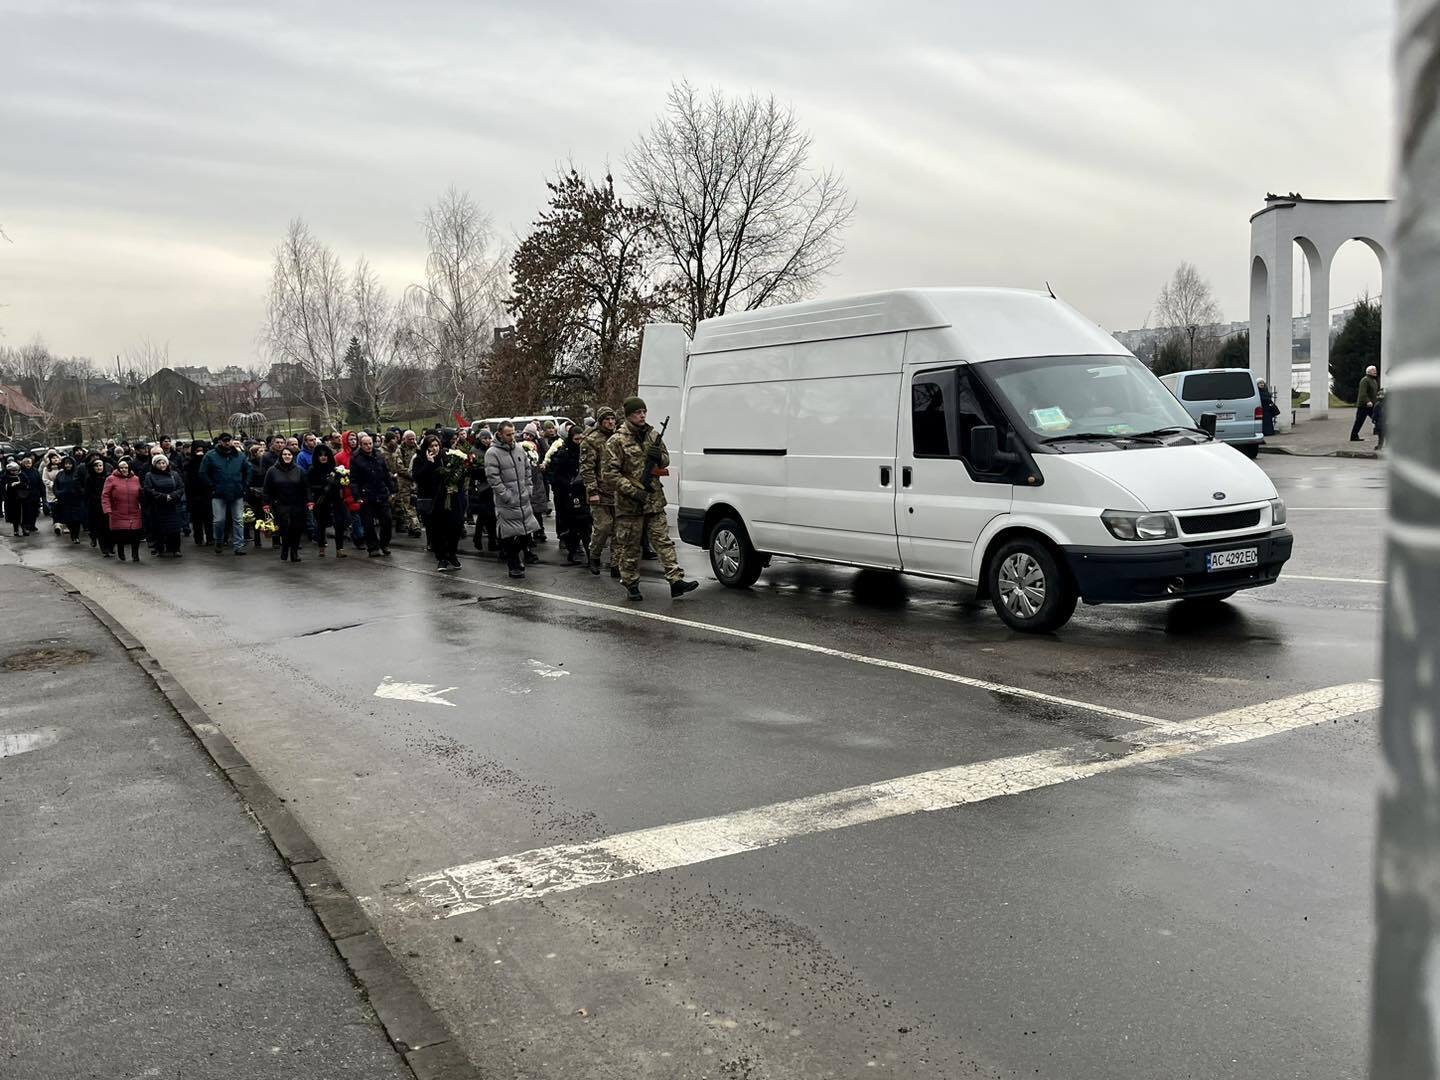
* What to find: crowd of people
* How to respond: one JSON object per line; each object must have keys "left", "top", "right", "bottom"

{"left": 1, "top": 398, "right": 699, "bottom": 600}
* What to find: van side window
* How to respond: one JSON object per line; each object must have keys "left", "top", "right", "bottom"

{"left": 911, "top": 381, "right": 950, "bottom": 457}
{"left": 954, "top": 372, "right": 1006, "bottom": 470}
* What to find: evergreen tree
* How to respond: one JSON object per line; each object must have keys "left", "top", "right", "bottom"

{"left": 1214, "top": 331, "right": 1250, "bottom": 369}
{"left": 1151, "top": 336, "right": 1190, "bottom": 376}
{"left": 1329, "top": 298, "right": 1382, "bottom": 403}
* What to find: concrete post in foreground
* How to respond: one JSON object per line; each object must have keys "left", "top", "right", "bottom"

{"left": 1370, "top": 2, "right": 1440, "bottom": 1075}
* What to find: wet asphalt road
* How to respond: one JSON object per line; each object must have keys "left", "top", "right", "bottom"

{"left": 3, "top": 454, "right": 1385, "bottom": 1079}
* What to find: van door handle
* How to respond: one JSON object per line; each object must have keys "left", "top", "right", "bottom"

{"left": 879, "top": 466, "right": 891, "bottom": 487}
{"left": 902, "top": 466, "right": 912, "bottom": 488}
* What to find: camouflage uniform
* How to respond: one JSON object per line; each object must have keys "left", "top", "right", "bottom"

{"left": 392, "top": 441, "right": 420, "bottom": 532}
{"left": 580, "top": 412, "right": 617, "bottom": 570}
{"left": 601, "top": 419, "right": 684, "bottom": 586}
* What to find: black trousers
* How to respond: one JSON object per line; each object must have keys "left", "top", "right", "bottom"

{"left": 275, "top": 506, "right": 305, "bottom": 559}
{"left": 499, "top": 534, "right": 528, "bottom": 572}
{"left": 361, "top": 501, "right": 393, "bottom": 552}
{"left": 314, "top": 502, "right": 349, "bottom": 549}
{"left": 1351, "top": 404, "right": 1374, "bottom": 438}
{"left": 428, "top": 506, "right": 462, "bottom": 562}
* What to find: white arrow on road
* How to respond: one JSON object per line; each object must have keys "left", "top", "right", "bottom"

{"left": 374, "top": 676, "right": 458, "bottom": 707}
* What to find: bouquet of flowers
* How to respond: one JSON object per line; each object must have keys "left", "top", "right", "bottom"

{"left": 254, "top": 512, "right": 279, "bottom": 535}
{"left": 242, "top": 508, "right": 256, "bottom": 525}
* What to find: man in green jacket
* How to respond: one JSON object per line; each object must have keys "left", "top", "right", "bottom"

{"left": 1351, "top": 366, "right": 1381, "bottom": 441}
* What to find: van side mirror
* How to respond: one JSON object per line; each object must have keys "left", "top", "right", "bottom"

{"left": 1199, "top": 412, "right": 1217, "bottom": 438}
{"left": 970, "top": 425, "right": 998, "bottom": 470}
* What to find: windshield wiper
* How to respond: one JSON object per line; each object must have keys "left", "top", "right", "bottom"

{"left": 1124, "top": 426, "right": 1213, "bottom": 441}
{"left": 1040, "top": 432, "right": 1138, "bottom": 444}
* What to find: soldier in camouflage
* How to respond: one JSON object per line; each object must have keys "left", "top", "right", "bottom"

{"left": 580, "top": 406, "right": 620, "bottom": 578}
{"left": 392, "top": 430, "right": 422, "bottom": 536}
{"left": 601, "top": 397, "right": 699, "bottom": 602}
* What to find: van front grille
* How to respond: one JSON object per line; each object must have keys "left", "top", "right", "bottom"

{"left": 1178, "top": 509, "right": 1263, "bottom": 535}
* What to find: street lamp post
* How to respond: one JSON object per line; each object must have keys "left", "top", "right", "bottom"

{"left": 1186, "top": 324, "right": 1199, "bottom": 369}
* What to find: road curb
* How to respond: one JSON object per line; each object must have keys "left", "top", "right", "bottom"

{"left": 1259, "top": 444, "right": 1380, "bottom": 460}
{"left": 44, "top": 569, "right": 481, "bottom": 1080}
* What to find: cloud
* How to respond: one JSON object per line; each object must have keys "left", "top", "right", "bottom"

{"left": 0, "top": 0, "right": 1394, "bottom": 364}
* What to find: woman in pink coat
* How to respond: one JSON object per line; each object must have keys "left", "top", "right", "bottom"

{"left": 101, "top": 459, "right": 145, "bottom": 562}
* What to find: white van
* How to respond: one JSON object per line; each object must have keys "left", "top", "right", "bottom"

{"left": 637, "top": 288, "right": 1292, "bottom": 632}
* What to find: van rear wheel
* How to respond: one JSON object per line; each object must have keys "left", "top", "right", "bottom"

{"left": 987, "top": 538, "right": 1077, "bottom": 633}
{"left": 1240, "top": 444, "right": 1261, "bottom": 459}
{"left": 709, "top": 517, "right": 763, "bottom": 588}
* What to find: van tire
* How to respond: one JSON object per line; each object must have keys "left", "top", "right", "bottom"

{"left": 986, "top": 537, "right": 1077, "bottom": 633}
{"left": 709, "top": 517, "right": 763, "bottom": 588}
{"left": 1240, "top": 444, "right": 1261, "bottom": 459}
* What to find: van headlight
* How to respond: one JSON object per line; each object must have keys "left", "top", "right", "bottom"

{"left": 1101, "top": 510, "right": 1178, "bottom": 541}
{"left": 1270, "top": 498, "right": 1287, "bottom": 526}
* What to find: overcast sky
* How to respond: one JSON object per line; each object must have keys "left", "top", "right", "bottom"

{"left": 1, "top": 0, "right": 1394, "bottom": 369}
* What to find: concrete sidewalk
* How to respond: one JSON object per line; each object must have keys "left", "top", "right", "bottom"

{"left": 0, "top": 565, "right": 413, "bottom": 1080}
{"left": 1260, "top": 408, "right": 1382, "bottom": 459}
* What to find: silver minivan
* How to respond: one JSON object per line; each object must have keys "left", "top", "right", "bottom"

{"left": 1159, "top": 368, "right": 1264, "bottom": 457}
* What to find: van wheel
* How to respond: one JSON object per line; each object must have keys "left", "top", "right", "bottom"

{"left": 987, "top": 538, "right": 1077, "bottom": 633}
{"left": 1240, "top": 444, "right": 1260, "bottom": 459}
{"left": 709, "top": 517, "right": 763, "bottom": 588}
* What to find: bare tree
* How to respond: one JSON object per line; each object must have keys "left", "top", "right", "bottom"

{"left": 264, "top": 219, "right": 352, "bottom": 427}
{"left": 121, "top": 338, "right": 175, "bottom": 437}
{"left": 1154, "top": 261, "right": 1224, "bottom": 369}
{"left": 351, "top": 257, "right": 408, "bottom": 428}
{"left": 404, "top": 187, "right": 508, "bottom": 418}
{"left": 627, "top": 81, "right": 855, "bottom": 332}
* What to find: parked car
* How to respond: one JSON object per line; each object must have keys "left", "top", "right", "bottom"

{"left": 639, "top": 288, "right": 1292, "bottom": 633}
{"left": 1157, "top": 368, "right": 1265, "bottom": 458}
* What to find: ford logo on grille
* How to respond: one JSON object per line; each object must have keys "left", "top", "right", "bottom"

{"left": 1212, "top": 491, "right": 1226, "bottom": 501}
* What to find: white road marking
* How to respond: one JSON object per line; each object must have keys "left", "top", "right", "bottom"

{"left": 1284, "top": 573, "right": 1386, "bottom": 585}
{"left": 527, "top": 659, "right": 570, "bottom": 678}
{"left": 377, "top": 563, "right": 1165, "bottom": 727}
{"left": 373, "top": 676, "right": 458, "bottom": 707}
{"left": 397, "top": 681, "right": 1380, "bottom": 917}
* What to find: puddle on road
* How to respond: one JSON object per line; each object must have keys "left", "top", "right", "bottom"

{"left": 2, "top": 646, "right": 93, "bottom": 671}
{"left": 0, "top": 727, "right": 62, "bottom": 759}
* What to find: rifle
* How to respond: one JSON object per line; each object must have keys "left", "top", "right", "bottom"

{"left": 641, "top": 415, "right": 671, "bottom": 492}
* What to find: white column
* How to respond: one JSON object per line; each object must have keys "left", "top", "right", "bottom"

{"left": 1377, "top": 249, "right": 1391, "bottom": 379}
{"left": 1308, "top": 253, "right": 1331, "bottom": 420}
{"left": 1268, "top": 251, "right": 1294, "bottom": 431}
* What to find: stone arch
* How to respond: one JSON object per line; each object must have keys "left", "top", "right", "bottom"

{"left": 1249, "top": 196, "right": 1391, "bottom": 425}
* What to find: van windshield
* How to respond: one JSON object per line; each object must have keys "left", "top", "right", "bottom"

{"left": 978, "top": 354, "right": 1198, "bottom": 446}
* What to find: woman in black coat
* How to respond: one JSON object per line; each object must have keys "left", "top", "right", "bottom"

{"left": 261, "top": 446, "right": 308, "bottom": 562}
{"left": 305, "top": 444, "right": 348, "bottom": 558}
{"left": 84, "top": 456, "right": 113, "bottom": 555}
{"left": 141, "top": 454, "right": 186, "bottom": 556}
{"left": 546, "top": 425, "right": 591, "bottom": 564}
{"left": 184, "top": 440, "right": 214, "bottom": 548}
{"left": 52, "top": 457, "right": 87, "bottom": 543}
{"left": 412, "top": 433, "right": 465, "bottom": 572}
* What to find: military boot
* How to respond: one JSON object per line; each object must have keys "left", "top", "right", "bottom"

{"left": 625, "top": 583, "right": 642, "bottom": 601}
{"left": 670, "top": 580, "right": 699, "bottom": 599}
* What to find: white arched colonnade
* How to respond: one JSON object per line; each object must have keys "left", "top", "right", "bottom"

{"left": 1249, "top": 195, "right": 1391, "bottom": 426}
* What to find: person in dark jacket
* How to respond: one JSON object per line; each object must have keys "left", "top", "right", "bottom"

{"left": 184, "top": 440, "right": 214, "bottom": 548}
{"left": 84, "top": 456, "right": 113, "bottom": 555}
{"left": 200, "top": 433, "right": 251, "bottom": 555}
{"left": 546, "top": 424, "right": 591, "bottom": 564}
{"left": 244, "top": 443, "right": 272, "bottom": 548}
{"left": 306, "top": 444, "right": 349, "bottom": 558}
{"left": 4, "top": 461, "right": 29, "bottom": 535}
{"left": 467, "top": 428, "right": 498, "bottom": 556}
{"left": 102, "top": 459, "right": 145, "bottom": 561}
{"left": 52, "top": 457, "right": 87, "bottom": 543}
{"left": 142, "top": 454, "right": 186, "bottom": 556}
{"left": 412, "top": 434, "right": 467, "bottom": 571}
{"left": 349, "top": 433, "right": 395, "bottom": 556}
{"left": 17, "top": 455, "right": 42, "bottom": 534}
{"left": 1256, "top": 379, "right": 1280, "bottom": 437}
{"left": 262, "top": 446, "right": 309, "bottom": 562}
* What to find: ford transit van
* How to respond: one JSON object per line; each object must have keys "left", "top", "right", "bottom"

{"left": 638, "top": 289, "right": 1292, "bottom": 632}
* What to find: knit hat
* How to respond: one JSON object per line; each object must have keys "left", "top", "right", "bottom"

{"left": 595, "top": 406, "right": 616, "bottom": 422}
{"left": 622, "top": 396, "right": 646, "bottom": 416}
{"left": 152, "top": 454, "right": 169, "bottom": 468}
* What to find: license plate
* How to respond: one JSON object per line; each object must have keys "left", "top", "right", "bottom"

{"left": 1207, "top": 547, "right": 1258, "bottom": 572}
{"left": 1216, "top": 412, "right": 1236, "bottom": 421}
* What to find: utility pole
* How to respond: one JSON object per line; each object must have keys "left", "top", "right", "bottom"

{"left": 1369, "top": 4, "right": 1440, "bottom": 1076}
